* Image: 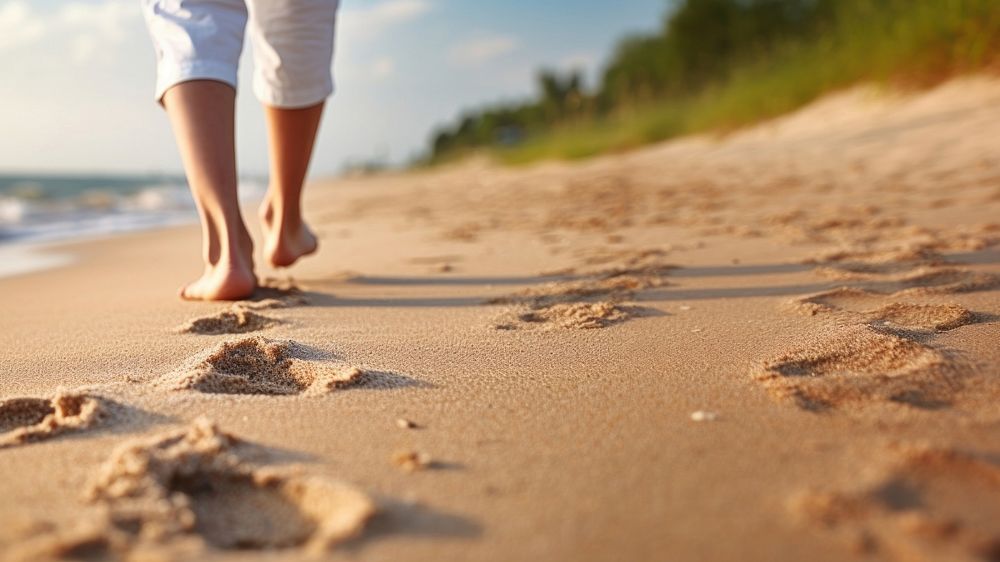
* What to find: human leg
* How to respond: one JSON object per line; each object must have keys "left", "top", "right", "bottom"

{"left": 142, "top": 0, "right": 253, "bottom": 299}
{"left": 163, "top": 81, "right": 256, "bottom": 300}
{"left": 246, "top": 0, "right": 339, "bottom": 267}
{"left": 258, "top": 102, "right": 324, "bottom": 268}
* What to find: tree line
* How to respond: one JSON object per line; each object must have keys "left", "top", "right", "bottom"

{"left": 425, "top": 0, "right": 851, "bottom": 162}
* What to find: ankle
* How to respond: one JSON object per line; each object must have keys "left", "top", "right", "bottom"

{"left": 262, "top": 191, "right": 303, "bottom": 226}
{"left": 270, "top": 212, "right": 307, "bottom": 239}
{"left": 221, "top": 227, "right": 254, "bottom": 260}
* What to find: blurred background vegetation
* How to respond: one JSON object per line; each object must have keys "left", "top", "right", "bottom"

{"left": 422, "top": 0, "right": 1000, "bottom": 166}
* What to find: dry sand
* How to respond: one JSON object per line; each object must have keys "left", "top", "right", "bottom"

{"left": 1, "top": 76, "right": 999, "bottom": 561}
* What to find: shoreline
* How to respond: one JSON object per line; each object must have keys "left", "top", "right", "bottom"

{"left": 0, "top": 241, "right": 76, "bottom": 279}
{"left": 0, "top": 178, "right": 268, "bottom": 279}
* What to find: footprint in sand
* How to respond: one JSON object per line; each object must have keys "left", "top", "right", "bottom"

{"left": 771, "top": 251, "right": 993, "bottom": 411}
{"left": 175, "top": 278, "right": 310, "bottom": 335}
{"left": 493, "top": 301, "right": 639, "bottom": 330}
{"left": 890, "top": 267, "right": 1000, "bottom": 296}
{"left": 9, "top": 419, "right": 374, "bottom": 560}
{"left": 176, "top": 306, "right": 281, "bottom": 335}
{"left": 253, "top": 276, "right": 310, "bottom": 306}
{"left": 755, "top": 324, "right": 965, "bottom": 411}
{"left": 807, "top": 247, "right": 943, "bottom": 278}
{"left": 806, "top": 226, "right": 1000, "bottom": 277}
{"left": 789, "top": 291, "right": 977, "bottom": 332}
{"left": 0, "top": 392, "right": 102, "bottom": 448}
{"left": 488, "top": 255, "right": 673, "bottom": 330}
{"left": 812, "top": 263, "right": 1000, "bottom": 292}
{"left": 865, "top": 303, "right": 977, "bottom": 333}
{"left": 158, "top": 337, "right": 366, "bottom": 395}
{"left": 792, "top": 446, "right": 1000, "bottom": 562}
{"left": 788, "top": 287, "right": 886, "bottom": 316}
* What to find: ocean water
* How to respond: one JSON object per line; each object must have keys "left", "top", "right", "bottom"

{"left": 0, "top": 173, "right": 266, "bottom": 277}
{"left": 0, "top": 174, "right": 269, "bottom": 244}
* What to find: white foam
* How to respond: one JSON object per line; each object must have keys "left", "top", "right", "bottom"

{"left": 0, "top": 197, "right": 28, "bottom": 223}
{"left": 0, "top": 243, "right": 74, "bottom": 279}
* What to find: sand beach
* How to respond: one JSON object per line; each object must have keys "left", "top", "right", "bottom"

{"left": 1, "top": 76, "right": 999, "bottom": 561}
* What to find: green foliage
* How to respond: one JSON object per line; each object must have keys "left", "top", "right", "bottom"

{"left": 422, "top": 0, "right": 1000, "bottom": 166}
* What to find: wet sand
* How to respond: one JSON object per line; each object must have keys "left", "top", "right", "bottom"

{"left": 1, "top": 76, "right": 999, "bottom": 561}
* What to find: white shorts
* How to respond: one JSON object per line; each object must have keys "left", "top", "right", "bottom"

{"left": 142, "top": 0, "right": 339, "bottom": 108}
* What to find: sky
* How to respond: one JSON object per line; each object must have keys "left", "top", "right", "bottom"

{"left": 0, "top": 0, "right": 667, "bottom": 177}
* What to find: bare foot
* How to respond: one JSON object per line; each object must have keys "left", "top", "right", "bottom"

{"left": 180, "top": 231, "right": 257, "bottom": 301}
{"left": 259, "top": 197, "right": 318, "bottom": 268}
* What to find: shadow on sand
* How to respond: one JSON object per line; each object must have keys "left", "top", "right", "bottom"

{"left": 285, "top": 249, "right": 999, "bottom": 309}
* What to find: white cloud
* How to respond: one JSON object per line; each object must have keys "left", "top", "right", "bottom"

{"left": 370, "top": 0, "right": 430, "bottom": 21}
{"left": 371, "top": 56, "right": 395, "bottom": 80}
{"left": 0, "top": 0, "right": 139, "bottom": 61}
{"left": 59, "top": 1, "right": 134, "bottom": 40}
{"left": 449, "top": 34, "right": 519, "bottom": 66}
{"left": 340, "top": 0, "right": 431, "bottom": 41}
{"left": 59, "top": 0, "right": 139, "bottom": 63}
{"left": 0, "top": 1, "right": 45, "bottom": 51}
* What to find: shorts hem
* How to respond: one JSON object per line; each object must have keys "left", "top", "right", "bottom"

{"left": 253, "top": 79, "right": 334, "bottom": 109}
{"left": 155, "top": 61, "right": 239, "bottom": 105}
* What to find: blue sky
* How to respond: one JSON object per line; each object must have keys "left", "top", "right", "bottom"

{"left": 0, "top": 0, "right": 667, "bottom": 176}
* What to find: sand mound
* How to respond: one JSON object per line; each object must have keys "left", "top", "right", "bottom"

{"left": 159, "top": 337, "right": 365, "bottom": 395}
{"left": 792, "top": 446, "right": 1000, "bottom": 562}
{"left": 10, "top": 418, "right": 375, "bottom": 559}
{"left": 866, "top": 303, "right": 976, "bottom": 332}
{"left": 176, "top": 307, "right": 280, "bottom": 335}
{"left": 756, "top": 325, "right": 962, "bottom": 411}
{"left": 0, "top": 391, "right": 102, "bottom": 448}
{"left": 496, "top": 301, "right": 635, "bottom": 330}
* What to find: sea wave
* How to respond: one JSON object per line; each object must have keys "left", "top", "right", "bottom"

{"left": 0, "top": 176, "right": 266, "bottom": 245}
